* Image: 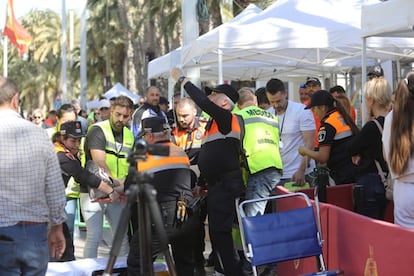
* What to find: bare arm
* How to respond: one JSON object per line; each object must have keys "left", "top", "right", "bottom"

{"left": 90, "top": 149, "right": 111, "bottom": 176}
{"left": 298, "top": 145, "right": 331, "bottom": 164}
{"left": 300, "top": 130, "right": 315, "bottom": 170}
{"left": 291, "top": 130, "right": 314, "bottom": 185}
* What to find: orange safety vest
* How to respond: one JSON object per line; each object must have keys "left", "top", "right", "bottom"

{"left": 172, "top": 118, "right": 206, "bottom": 151}
{"left": 137, "top": 142, "right": 190, "bottom": 174}
{"left": 322, "top": 110, "right": 353, "bottom": 141}
{"left": 202, "top": 114, "right": 242, "bottom": 144}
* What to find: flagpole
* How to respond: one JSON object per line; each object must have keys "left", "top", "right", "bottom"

{"left": 3, "top": 37, "right": 7, "bottom": 77}
{"left": 80, "top": 0, "right": 88, "bottom": 111}
{"left": 61, "top": 0, "right": 67, "bottom": 103}
{"left": 3, "top": 0, "right": 8, "bottom": 77}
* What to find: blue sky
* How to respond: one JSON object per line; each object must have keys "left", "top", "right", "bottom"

{"left": 1, "top": 0, "right": 86, "bottom": 28}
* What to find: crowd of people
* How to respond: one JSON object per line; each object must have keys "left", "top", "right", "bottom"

{"left": 2, "top": 64, "right": 414, "bottom": 275}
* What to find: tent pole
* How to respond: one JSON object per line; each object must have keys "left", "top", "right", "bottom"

{"left": 396, "top": 60, "right": 401, "bottom": 81}
{"left": 218, "top": 49, "right": 223, "bottom": 84}
{"left": 361, "top": 37, "right": 367, "bottom": 125}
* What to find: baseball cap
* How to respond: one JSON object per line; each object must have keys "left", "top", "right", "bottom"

{"left": 60, "top": 121, "right": 84, "bottom": 138}
{"left": 142, "top": 117, "right": 170, "bottom": 133}
{"left": 305, "top": 90, "right": 334, "bottom": 109}
{"left": 305, "top": 77, "right": 321, "bottom": 86}
{"left": 367, "top": 66, "right": 384, "bottom": 78}
{"left": 205, "top": 84, "right": 239, "bottom": 103}
{"left": 299, "top": 83, "right": 307, "bottom": 89}
{"left": 99, "top": 99, "right": 111, "bottom": 110}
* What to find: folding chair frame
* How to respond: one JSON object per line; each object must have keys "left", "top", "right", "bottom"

{"left": 237, "top": 191, "right": 337, "bottom": 276}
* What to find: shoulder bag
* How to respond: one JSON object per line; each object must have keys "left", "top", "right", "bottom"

{"left": 372, "top": 119, "right": 393, "bottom": 200}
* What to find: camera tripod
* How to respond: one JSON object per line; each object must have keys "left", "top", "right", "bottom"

{"left": 102, "top": 141, "right": 177, "bottom": 276}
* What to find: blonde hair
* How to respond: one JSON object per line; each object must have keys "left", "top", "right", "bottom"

{"left": 32, "top": 108, "right": 44, "bottom": 118}
{"left": 389, "top": 71, "right": 414, "bottom": 175}
{"left": 363, "top": 78, "right": 392, "bottom": 110}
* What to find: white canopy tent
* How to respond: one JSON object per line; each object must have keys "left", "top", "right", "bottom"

{"left": 103, "top": 83, "right": 140, "bottom": 104}
{"left": 147, "top": 48, "right": 181, "bottom": 80}
{"left": 360, "top": 0, "right": 414, "bottom": 122}
{"left": 361, "top": 0, "right": 414, "bottom": 80}
{"left": 180, "top": 0, "right": 414, "bottom": 82}
{"left": 361, "top": 0, "right": 414, "bottom": 38}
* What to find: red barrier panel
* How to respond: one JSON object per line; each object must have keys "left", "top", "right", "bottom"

{"left": 294, "top": 184, "right": 355, "bottom": 211}
{"left": 327, "top": 204, "right": 414, "bottom": 275}
{"left": 294, "top": 184, "right": 394, "bottom": 223}
{"left": 276, "top": 186, "right": 413, "bottom": 275}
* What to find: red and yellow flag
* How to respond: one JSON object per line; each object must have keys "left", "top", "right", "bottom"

{"left": 3, "top": 0, "right": 32, "bottom": 57}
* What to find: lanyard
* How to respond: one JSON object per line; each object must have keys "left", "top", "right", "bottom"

{"left": 278, "top": 101, "right": 288, "bottom": 148}
{"left": 278, "top": 101, "right": 288, "bottom": 138}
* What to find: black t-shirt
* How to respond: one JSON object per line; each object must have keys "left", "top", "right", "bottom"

{"left": 348, "top": 116, "right": 388, "bottom": 178}
{"left": 150, "top": 168, "right": 193, "bottom": 203}
{"left": 84, "top": 123, "right": 124, "bottom": 162}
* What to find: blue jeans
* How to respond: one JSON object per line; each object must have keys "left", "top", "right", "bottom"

{"left": 80, "top": 193, "right": 129, "bottom": 258}
{"left": 245, "top": 168, "right": 281, "bottom": 216}
{"left": 357, "top": 173, "right": 386, "bottom": 220}
{"left": 65, "top": 198, "right": 77, "bottom": 238}
{"left": 0, "top": 223, "right": 48, "bottom": 276}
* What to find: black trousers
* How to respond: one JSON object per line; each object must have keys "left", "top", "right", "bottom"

{"left": 127, "top": 201, "right": 196, "bottom": 276}
{"left": 207, "top": 172, "right": 244, "bottom": 276}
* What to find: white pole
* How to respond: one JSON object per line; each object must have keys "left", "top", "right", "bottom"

{"left": 61, "top": 0, "right": 67, "bottom": 103}
{"left": 3, "top": 37, "right": 7, "bottom": 77}
{"left": 182, "top": 0, "right": 200, "bottom": 87}
{"left": 69, "top": 9, "right": 74, "bottom": 99}
{"left": 218, "top": 49, "right": 223, "bottom": 84}
{"left": 361, "top": 37, "right": 367, "bottom": 125}
{"left": 80, "top": 1, "right": 88, "bottom": 110}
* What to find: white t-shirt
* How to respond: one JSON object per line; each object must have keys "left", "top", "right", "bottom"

{"left": 278, "top": 100, "right": 316, "bottom": 178}
{"left": 266, "top": 106, "right": 275, "bottom": 115}
{"left": 382, "top": 110, "right": 414, "bottom": 182}
{"left": 383, "top": 110, "right": 414, "bottom": 229}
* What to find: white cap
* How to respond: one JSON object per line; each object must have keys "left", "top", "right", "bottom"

{"left": 99, "top": 99, "right": 111, "bottom": 109}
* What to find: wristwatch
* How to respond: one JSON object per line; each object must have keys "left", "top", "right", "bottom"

{"left": 177, "top": 76, "right": 186, "bottom": 84}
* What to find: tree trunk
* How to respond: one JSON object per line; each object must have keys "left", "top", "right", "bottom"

{"left": 117, "top": 0, "right": 139, "bottom": 92}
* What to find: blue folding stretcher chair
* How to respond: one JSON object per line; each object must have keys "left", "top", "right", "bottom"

{"left": 237, "top": 191, "right": 342, "bottom": 276}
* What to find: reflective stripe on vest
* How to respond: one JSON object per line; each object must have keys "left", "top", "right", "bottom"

{"left": 172, "top": 119, "right": 206, "bottom": 151}
{"left": 324, "top": 110, "right": 353, "bottom": 140}
{"left": 202, "top": 114, "right": 241, "bottom": 144}
{"left": 137, "top": 142, "right": 190, "bottom": 174}
{"left": 236, "top": 106, "right": 283, "bottom": 174}
{"left": 95, "top": 120, "right": 134, "bottom": 179}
